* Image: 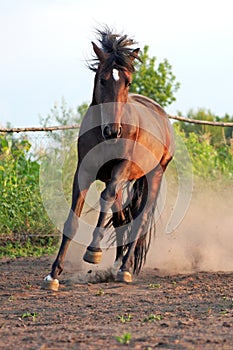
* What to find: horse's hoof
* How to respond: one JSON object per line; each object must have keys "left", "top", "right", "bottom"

{"left": 116, "top": 270, "right": 132, "bottom": 283}
{"left": 42, "top": 274, "right": 59, "bottom": 291}
{"left": 83, "top": 248, "right": 102, "bottom": 264}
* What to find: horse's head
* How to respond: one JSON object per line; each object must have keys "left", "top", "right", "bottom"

{"left": 89, "top": 28, "right": 140, "bottom": 140}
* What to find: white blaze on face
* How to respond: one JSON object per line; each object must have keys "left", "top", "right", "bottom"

{"left": 112, "top": 68, "right": 120, "bottom": 81}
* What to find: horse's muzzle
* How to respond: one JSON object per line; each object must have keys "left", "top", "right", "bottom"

{"left": 103, "top": 124, "right": 122, "bottom": 140}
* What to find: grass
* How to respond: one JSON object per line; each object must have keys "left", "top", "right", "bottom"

{"left": 0, "top": 237, "right": 59, "bottom": 258}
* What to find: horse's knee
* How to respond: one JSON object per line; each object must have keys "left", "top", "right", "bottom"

{"left": 63, "top": 211, "right": 79, "bottom": 239}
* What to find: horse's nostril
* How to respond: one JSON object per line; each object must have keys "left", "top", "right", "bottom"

{"left": 117, "top": 125, "right": 122, "bottom": 137}
{"left": 103, "top": 124, "right": 122, "bottom": 139}
{"left": 103, "top": 125, "right": 111, "bottom": 138}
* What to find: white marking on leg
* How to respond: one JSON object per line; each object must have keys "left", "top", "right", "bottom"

{"left": 44, "top": 274, "right": 59, "bottom": 283}
{"left": 112, "top": 68, "right": 120, "bottom": 81}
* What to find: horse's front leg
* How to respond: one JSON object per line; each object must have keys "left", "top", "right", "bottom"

{"left": 43, "top": 167, "right": 91, "bottom": 289}
{"left": 83, "top": 163, "right": 129, "bottom": 264}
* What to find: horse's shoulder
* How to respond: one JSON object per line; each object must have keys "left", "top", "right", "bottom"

{"left": 128, "top": 94, "right": 167, "bottom": 117}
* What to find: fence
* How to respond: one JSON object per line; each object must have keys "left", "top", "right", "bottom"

{"left": 1, "top": 114, "right": 233, "bottom": 133}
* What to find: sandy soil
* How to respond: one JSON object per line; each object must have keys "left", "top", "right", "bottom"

{"left": 1, "top": 255, "right": 233, "bottom": 349}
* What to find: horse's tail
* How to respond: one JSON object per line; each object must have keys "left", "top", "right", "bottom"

{"left": 112, "top": 176, "right": 156, "bottom": 274}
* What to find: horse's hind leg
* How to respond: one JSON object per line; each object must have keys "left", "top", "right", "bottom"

{"left": 117, "top": 166, "right": 164, "bottom": 283}
{"left": 112, "top": 189, "right": 126, "bottom": 269}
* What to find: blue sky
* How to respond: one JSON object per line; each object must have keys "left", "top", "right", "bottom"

{"left": 0, "top": 0, "right": 233, "bottom": 127}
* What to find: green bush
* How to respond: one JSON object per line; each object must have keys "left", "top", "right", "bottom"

{"left": 174, "top": 125, "right": 233, "bottom": 180}
{"left": 0, "top": 133, "right": 59, "bottom": 257}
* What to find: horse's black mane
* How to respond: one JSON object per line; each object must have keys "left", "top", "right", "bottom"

{"left": 89, "top": 27, "right": 140, "bottom": 72}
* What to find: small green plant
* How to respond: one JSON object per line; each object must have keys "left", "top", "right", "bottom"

{"left": 115, "top": 332, "right": 132, "bottom": 345}
{"left": 26, "top": 283, "right": 33, "bottom": 290}
{"left": 117, "top": 314, "right": 132, "bottom": 323}
{"left": 143, "top": 313, "right": 163, "bottom": 322}
{"left": 220, "top": 310, "right": 228, "bottom": 315}
{"left": 220, "top": 297, "right": 233, "bottom": 314}
{"left": 21, "top": 312, "right": 39, "bottom": 322}
{"left": 148, "top": 283, "right": 161, "bottom": 289}
{"left": 96, "top": 288, "right": 105, "bottom": 296}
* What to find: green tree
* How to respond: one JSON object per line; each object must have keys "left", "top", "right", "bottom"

{"left": 216, "top": 113, "right": 233, "bottom": 140}
{"left": 130, "top": 45, "right": 180, "bottom": 107}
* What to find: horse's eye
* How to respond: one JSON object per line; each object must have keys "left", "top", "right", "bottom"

{"left": 126, "top": 80, "right": 132, "bottom": 87}
{"left": 100, "top": 78, "right": 106, "bottom": 86}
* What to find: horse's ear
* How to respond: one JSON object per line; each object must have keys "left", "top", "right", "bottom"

{"left": 92, "top": 41, "right": 106, "bottom": 62}
{"left": 130, "top": 48, "right": 140, "bottom": 61}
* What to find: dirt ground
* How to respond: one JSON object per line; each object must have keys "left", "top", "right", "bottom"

{"left": 0, "top": 256, "right": 233, "bottom": 350}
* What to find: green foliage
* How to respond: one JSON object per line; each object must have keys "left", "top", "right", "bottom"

{"left": 130, "top": 45, "right": 180, "bottom": 107}
{"left": 174, "top": 124, "right": 233, "bottom": 180}
{"left": 0, "top": 237, "right": 57, "bottom": 258}
{"left": 175, "top": 108, "right": 233, "bottom": 145}
{"left": 0, "top": 133, "right": 59, "bottom": 257}
{"left": 172, "top": 108, "right": 233, "bottom": 181}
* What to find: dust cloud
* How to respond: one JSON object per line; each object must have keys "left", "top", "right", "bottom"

{"left": 65, "top": 180, "right": 233, "bottom": 281}
{"left": 146, "top": 182, "right": 233, "bottom": 275}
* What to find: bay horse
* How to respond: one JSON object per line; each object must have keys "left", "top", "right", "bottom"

{"left": 43, "top": 28, "right": 175, "bottom": 289}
